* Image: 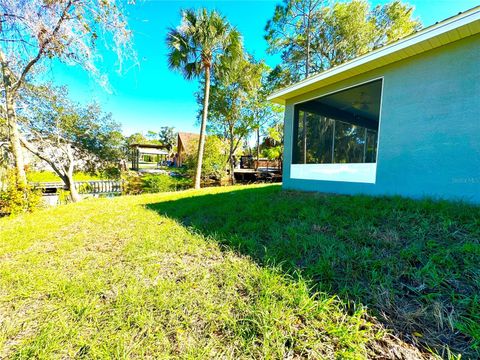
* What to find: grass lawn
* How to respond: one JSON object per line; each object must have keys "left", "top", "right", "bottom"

{"left": 1, "top": 184, "right": 478, "bottom": 358}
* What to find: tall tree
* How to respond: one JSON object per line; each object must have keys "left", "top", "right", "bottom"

{"left": 0, "top": 0, "right": 133, "bottom": 185}
{"left": 146, "top": 131, "right": 159, "bottom": 142}
{"left": 265, "top": 0, "right": 327, "bottom": 81}
{"left": 246, "top": 65, "right": 283, "bottom": 169}
{"left": 266, "top": 0, "right": 419, "bottom": 164}
{"left": 265, "top": 0, "right": 327, "bottom": 164}
{"left": 19, "top": 85, "right": 122, "bottom": 202}
{"left": 166, "top": 8, "right": 242, "bottom": 189}
{"left": 126, "top": 133, "right": 148, "bottom": 146}
{"left": 318, "top": 0, "right": 420, "bottom": 68}
{"left": 206, "top": 55, "right": 262, "bottom": 183}
{"left": 262, "top": 121, "right": 284, "bottom": 169}
{"left": 158, "top": 126, "right": 176, "bottom": 151}
{"left": 265, "top": 0, "right": 420, "bottom": 82}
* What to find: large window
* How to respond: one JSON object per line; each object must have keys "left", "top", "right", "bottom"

{"left": 293, "top": 79, "right": 382, "bottom": 165}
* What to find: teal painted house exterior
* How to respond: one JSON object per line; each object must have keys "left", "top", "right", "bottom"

{"left": 269, "top": 7, "right": 480, "bottom": 203}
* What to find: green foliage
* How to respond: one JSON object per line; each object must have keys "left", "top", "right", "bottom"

{"left": 56, "top": 189, "right": 72, "bottom": 205}
{"left": 184, "top": 136, "right": 228, "bottom": 181}
{"left": 99, "top": 166, "right": 122, "bottom": 180}
{"left": 258, "top": 120, "right": 284, "bottom": 164}
{"left": 26, "top": 171, "right": 103, "bottom": 183}
{"left": 248, "top": 65, "right": 284, "bottom": 160}
{"left": 262, "top": 146, "right": 282, "bottom": 161}
{"left": 158, "top": 126, "right": 176, "bottom": 150}
{"left": 126, "top": 132, "right": 149, "bottom": 146}
{"left": 122, "top": 172, "right": 191, "bottom": 195}
{"left": 265, "top": 0, "right": 421, "bottom": 82}
{"left": 21, "top": 85, "right": 125, "bottom": 178}
{"left": 166, "top": 8, "right": 244, "bottom": 187}
{"left": 142, "top": 174, "right": 191, "bottom": 193}
{"left": 0, "top": 170, "right": 42, "bottom": 216}
{"left": 265, "top": 64, "right": 293, "bottom": 92}
{"left": 166, "top": 8, "right": 243, "bottom": 81}
{"left": 372, "top": 0, "right": 420, "bottom": 45}
{"left": 206, "top": 55, "right": 264, "bottom": 177}
{"left": 122, "top": 171, "right": 144, "bottom": 195}
{"left": 146, "top": 130, "right": 158, "bottom": 142}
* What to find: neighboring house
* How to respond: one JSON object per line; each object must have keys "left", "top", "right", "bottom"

{"left": 268, "top": 6, "right": 480, "bottom": 203}
{"left": 176, "top": 132, "right": 199, "bottom": 167}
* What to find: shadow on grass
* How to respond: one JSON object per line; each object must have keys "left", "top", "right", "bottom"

{"left": 146, "top": 185, "right": 480, "bottom": 357}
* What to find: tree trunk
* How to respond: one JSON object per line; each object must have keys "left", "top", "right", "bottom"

{"left": 229, "top": 128, "right": 235, "bottom": 185}
{"left": 2, "top": 66, "right": 26, "bottom": 186}
{"left": 65, "top": 147, "right": 81, "bottom": 202}
{"left": 302, "top": 4, "right": 312, "bottom": 164}
{"left": 63, "top": 172, "right": 81, "bottom": 202}
{"left": 305, "top": 1, "right": 312, "bottom": 78}
{"left": 256, "top": 127, "right": 260, "bottom": 171}
{"left": 194, "top": 65, "right": 211, "bottom": 189}
{"left": 6, "top": 99, "right": 26, "bottom": 185}
{"left": 305, "top": 25, "right": 311, "bottom": 77}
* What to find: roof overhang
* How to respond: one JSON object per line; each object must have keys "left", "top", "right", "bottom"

{"left": 136, "top": 148, "right": 169, "bottom": 155}
{"left": 267, "top": 6, "right": 480, "bottom": 105}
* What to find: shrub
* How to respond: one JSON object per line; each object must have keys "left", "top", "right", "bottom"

{"left": 122, "top": 171, "right": 143, "bottom": 195}
{"left": 142, "top": 174, "right": 191, "bottom": 193}
{"left": 0, "top": 170, "right": 42, "bottom": 216}
{"left": 184, "top": 136, "right": 228, "bottom": 181}
{"left": 122, "top": 172, "right": 191, "bottom": 195}
{"left": 56, "top": 189, "right": 72, "bottom": 205}
{"left": 100, "top": 166, "right": 122, "bottom": 180}
{"left": 142, "top": 174, "right": 173, "bottom": 193}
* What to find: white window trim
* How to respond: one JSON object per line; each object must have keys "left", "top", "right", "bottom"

{"left": 290, "top": 163, "right": 378, "bottom": 183}
{"left": 289, "top": 78, "right": 384, "bottom": 184}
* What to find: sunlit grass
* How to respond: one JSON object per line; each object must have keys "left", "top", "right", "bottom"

{"left": 1, "top": 184, "right": 477, "bottom": 358}
{"left": 0, "top": 186, "right": 386, "bottom": 358}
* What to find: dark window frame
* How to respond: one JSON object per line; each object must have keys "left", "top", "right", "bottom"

{"left": 292, "top": 79, "right": 382, "bottom": 165}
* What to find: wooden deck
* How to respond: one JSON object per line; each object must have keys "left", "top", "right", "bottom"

{"left": 233, "top": 168, "right": 282, "bottom": 182}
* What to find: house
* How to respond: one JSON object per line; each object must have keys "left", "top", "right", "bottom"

{"left": 268, "top": 6, "right": 480, "bottom": 203}
{"left": 176, "top": 132, "right": 200, "bottom": 167}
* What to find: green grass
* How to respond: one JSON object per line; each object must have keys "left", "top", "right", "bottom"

{"left": 1, "top": 184, "right": 478, "bottom": 358}
{"left": 26, "top": 171, "right": 103, "bottom": 183}
{"left": 149, "top": 185, "right": 480, "bottom": 358}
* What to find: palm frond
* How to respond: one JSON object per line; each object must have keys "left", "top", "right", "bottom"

{"left": 165, "top": 7, "right": 244, "bottom": 82}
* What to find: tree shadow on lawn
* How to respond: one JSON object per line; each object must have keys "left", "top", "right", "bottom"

{"left": 146, "top": 185, "right": 480, "bottom": 358}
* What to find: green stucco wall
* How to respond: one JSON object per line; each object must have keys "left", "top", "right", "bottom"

{"left": 282, "top": 34, "right": 480, "bottom": 203}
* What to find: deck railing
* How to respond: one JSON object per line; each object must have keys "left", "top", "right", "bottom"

{"left": 31, "top": 180, "right": 123, "bottom": 194}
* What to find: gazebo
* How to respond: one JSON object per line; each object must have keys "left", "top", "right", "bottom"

{"left": 130, "top": 144, "right": 170, "bottom": 171}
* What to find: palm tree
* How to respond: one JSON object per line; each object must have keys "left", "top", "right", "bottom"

{"left": 166, "top": 8, "right": 242, "bottom": 189}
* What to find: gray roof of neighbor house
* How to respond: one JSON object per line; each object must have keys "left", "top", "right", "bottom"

{"left": 268, "top": 5, "right": 480, "bottom": 105}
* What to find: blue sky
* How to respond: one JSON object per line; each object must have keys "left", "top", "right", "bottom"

{"left": 45, "top": 0, "right": 478, "bottom": 135}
